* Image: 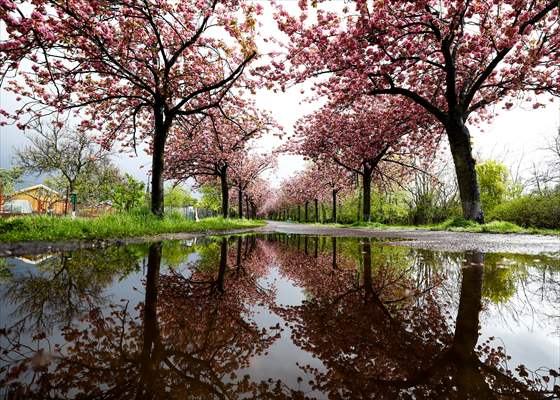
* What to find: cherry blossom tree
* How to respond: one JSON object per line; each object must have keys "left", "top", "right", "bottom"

{"left": 229, "top": 152, "right": 276, "bottom": 218}
{"left": 309, "top": 160, "right": 352, "bottom": 223}
{"left": 269, "top": 0, "right": 560, "bottom": 222}
{"left": 165, "top": 100, "right": 277, "bottom": 218}
{"left": 0, "top": 0, "right": 261, "bottom": 217}
{"left": 292, "top": 96, "right": 440, "bottom": 221}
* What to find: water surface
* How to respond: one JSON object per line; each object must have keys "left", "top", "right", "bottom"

{"left": 1, "top": 234, "right": 559, "bottom": 399}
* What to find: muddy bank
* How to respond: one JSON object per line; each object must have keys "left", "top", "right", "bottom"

{"left": 0, "top": 227, "right": 259, "bottom": 257}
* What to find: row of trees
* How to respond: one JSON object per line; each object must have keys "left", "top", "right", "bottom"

{"left": 2, "top": 1, "right": 560, "bottom": 221}
{"left": 263, "top": 0, "right": 560, "bottom": 222}
{"left": 0, "top": 0, "right": 268, "bottom": 217}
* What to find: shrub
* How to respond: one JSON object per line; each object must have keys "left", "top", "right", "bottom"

{"left": 489, "top": 189, "right": 560, "bottom": 229}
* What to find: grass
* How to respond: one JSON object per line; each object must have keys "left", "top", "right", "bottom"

{"left": 280, "top": 217, "right": 560, "bottom": 235}
{"left": 0, "top": 210, "right": 265, "bottom": 242}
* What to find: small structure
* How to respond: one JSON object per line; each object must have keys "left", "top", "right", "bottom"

{"left": 2, "top": 184, "right": 65, "bottom": 214}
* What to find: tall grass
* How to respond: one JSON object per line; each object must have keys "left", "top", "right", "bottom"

{"left": 0, "top": 209, "right": 264, "bottom": 242}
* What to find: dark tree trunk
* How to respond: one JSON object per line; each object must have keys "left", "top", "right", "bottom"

{"left": 238, "top": 188, "right": 243, "bottom": 219}
{"left": 332, "top": 189, "right": 337, "bottom": 223}
{"left": 314, "top": 198, "right": 318, "bottom": 223}
{"left": 151, "top": 120, "right": 168, "bottom": 218}
{"left": 245, "top": 196, "right": 250, "bottom": 219}
{"left": 305, "top": 201, "right": 309, "bottom": 223}
{"left": 446, "top": 117, "right": 484, "bottom": 223}
{"left": 356, "top": 187, "right": 362, "bottom": 222}
{"left": 298, "top": 205, "right": 301, "bottom": 222}
{"left": 220, "top": 166, "right": 229, "bottom": 218}
{"left": 362, "top": 167, "right": 372, "bottom": 222}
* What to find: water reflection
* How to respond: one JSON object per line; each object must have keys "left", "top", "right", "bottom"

{"left": 0, "top": 234, "right": 558, "bottom": 399}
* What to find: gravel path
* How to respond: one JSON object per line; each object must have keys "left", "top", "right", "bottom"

{"left": 258, "top": 221, "right": 560, "bottom": 255}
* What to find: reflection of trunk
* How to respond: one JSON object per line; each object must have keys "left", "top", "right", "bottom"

{"left": 362, "top": 239, "right": 374, "bottom": 298}
{"left": 304, "top": 236, "right": 308, "bottom": 255}
{"left": 220, "top": 166, "right": 229, "bottom": 218}
{"left": 140, "top": 242, "right": 162, "bottom": 393}
{"left": 447, "top": 117, "right": 484, "bottom": 222}
{"left": 451, "top": 252, "right": 493, "bottom": 397}
{"left": 236, "top": 236, "right": 242, "bottom": 269}
{"left": 332, "top": 237, "right": 337, "bottom": 269}
{"left": 314, "top": 237, "right": 318, "bottom": 258}
{"left": 217, "top": 238, "right": 228, "bottom": 293}
{"left": 452, "top": 252, "right": 483, "bottom": 362}
{"left": 361, "top": 239, "right": 391, "bottom": 318}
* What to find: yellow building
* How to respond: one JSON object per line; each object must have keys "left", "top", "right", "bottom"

{"left": 2, "top": 184, "right": 66, "bottom": 214}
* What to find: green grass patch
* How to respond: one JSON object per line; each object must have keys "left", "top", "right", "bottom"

{"left": 0, "top": 210, "right": 265, "bottom": 242}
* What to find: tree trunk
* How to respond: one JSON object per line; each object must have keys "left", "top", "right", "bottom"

{"left": 447, "top": 118, "right": 484, "bottom": 222}
{"left": 362, "top": 167, "right": 372, "bottom": 222}
{"left": 245, "top": 196, "right": 250, "bottom": 219}
{"left": 238, "top": 188, "right": 243, "bottom": 219}
{"left": 220, "top": 166, "right": 229, "bottom": 218}
{"left": 356, "top": 188, "right": 362, "bottom": 222}
{"left": 332, "top": 189, "right": 337, "bottom": 223}
{"left": 298, "top": 205, "right": 301, "bottom": 222}
{"left": 151, "top": 121, "right": 168, "bottom": 218}
{"left": 314, "top": 198, "right": 318, "bottom": 223}
{"left": 305, "top": 201, "right": 309, "bottom": 223}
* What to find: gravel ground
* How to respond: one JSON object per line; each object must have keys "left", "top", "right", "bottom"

{"left": 257, "top": 221, "right": 560, "bottom": 256}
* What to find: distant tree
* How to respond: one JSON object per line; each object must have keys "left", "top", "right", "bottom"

{"left": 476, "top": 161, "right": 509, "bottom": 214}
{"left": 14, "top": 120, "right": 109, "bottom": 212}
{"left": 45, "top": 161, "right": 124, "bottom": 206}
{"left": 198, "top": 184, "right": 222, "bottom": 215}
{"left": 0, "top": 167, "right": 22, "bottom": 208}
{"left": 112, "top": 174, "right": 145, "bottom": 212}
{"left": 164, "top": 186, "right": 196, "bottom": 208}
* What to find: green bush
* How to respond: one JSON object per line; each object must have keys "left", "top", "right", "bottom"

{"left": 489, "top": 190, "right": 560, "bottom": 229}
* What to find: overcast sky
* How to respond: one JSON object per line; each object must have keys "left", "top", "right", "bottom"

{"left": 1, "top": 1, "right": 559, "bottom": 190}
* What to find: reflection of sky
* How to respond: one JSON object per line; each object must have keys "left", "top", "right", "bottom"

{"left": 479, "top": 265, "right": 560, "bottom": 375}
{"left": 241, "top": 265, "right": 327, "bottom": 399}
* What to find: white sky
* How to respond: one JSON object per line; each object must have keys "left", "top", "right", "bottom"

{"left": 1, "top": 1, "right": 559, "bottom": 190}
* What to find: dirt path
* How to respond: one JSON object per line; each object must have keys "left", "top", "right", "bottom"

{"left": 257, "top": 220, "right": 560, "bottom": 255}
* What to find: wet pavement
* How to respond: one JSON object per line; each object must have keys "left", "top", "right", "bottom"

{"left": 260, "top": 221, "right": 560, "bottom": 255}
